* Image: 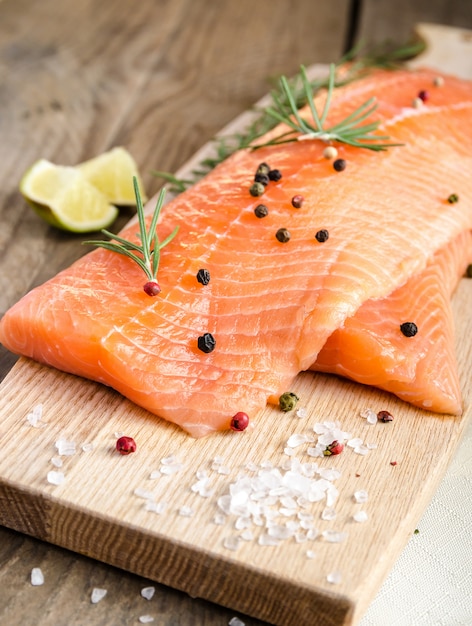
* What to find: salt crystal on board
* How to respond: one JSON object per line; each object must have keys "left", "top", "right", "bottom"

{"left": 258, "top": 533, "right": 280, "bottom": 547}
{"left": 145, "top": 501, "right": 167, "bottom": 514}
{"left": 27, "top": 404, "right": 45, "bottom": 427}
{"left": 306, "top": 550, "right": 316, "bottom": 559}
{"left": 213, "top": 513, "right": 226, "bottom": 525}
{"left": 81, "top": 442, "right": 94, "bottom": 452}
{"left": 30, "top": 567, "right": 44, "bottom": 586}
{"left": 223, "top": 536, "right": 241, "bottom": 551}
{"left": 354, "top": 444, "right": 370, "bottom": 456}
{"left": 353, "top": 489, "right": 368, "bottom": 503}
{"left": 228, "top": 617, "right": 246, "bottom": 626}
{"left": 141, "top": 586, "right": 156, "bottom": 600}
{"left": 55, "top": 438, "right": 76, "bottom": 456}
{"left": 321, "top": 507, "right": 336, "bottom": 521}
{"left": 327, "top": 571, "right": 342, "bottom": 584}
{"left": 286, "top": 433, "right": 308, "bottom": 448}
{"left": 50, "top": 456, "right": 63, "bottom": 468}
{"left": 296, "top": 407, "right": 307, "bottom": 419}
{"left": 90, "top": 588, "right": 107, "bottom": 604}
{"left": 47, "top": 471, "right": 65, "bottom": 486}
{"left": 134, "top": 488, "right": 154, "bottom": 500}
{"left": 240, "top": 529, "right": 254, "bottom": 541}
{"left": 178, "top": 506, "right": 194, "bottom": 517}
{"left": 353, "top": 510, "right": 369, "bottom": 523}
{"left": 149, "top": 470, "right": 160, "bottom": 480}
{"left": 322, "top": 530, "right": 347, "bottom": 543}
{"left": 138, "top": 615, "right": 154, "bottom": 623}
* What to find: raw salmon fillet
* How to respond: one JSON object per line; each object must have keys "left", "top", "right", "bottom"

{"left": 1, "top": 67, "right": 472, "bottom": 436}
{"left": 311, "top": 230, "right": 472, "bottom": 414}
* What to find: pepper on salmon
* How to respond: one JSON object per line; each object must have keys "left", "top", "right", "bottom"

{"left": 0, "top": 67, "right": 471, "bottom": 437}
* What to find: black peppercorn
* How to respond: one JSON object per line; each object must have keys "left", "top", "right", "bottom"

{"left": 275, "top": 228, "right": 291, "bottom": 243}
{"left": 268, "top": 169, "right": 282, "bottom": 181}
{"left": 254, "top": 204, "right": 269, "bottom": 218}
{"left": 196, "top": 268, "right": 211, "bottom": 285}
{"left": 315, "top": 229, "right": 329, "bottom": 242}
{"left": 198, "top": 333, "right": 216, "bottom": 353}
{"left": 400, "top": 322, "right": 418, "bottom": 337}
{"left": 254, "top": 172, "right": 270, "bottom": 186}
{"left": 256, "top": 162, "right": 270, "bottom": 176}
{"left": 333, "top": 158, "right": 346, "bottom": 172}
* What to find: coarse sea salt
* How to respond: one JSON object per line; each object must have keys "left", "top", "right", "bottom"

{"left": 145, "top": 501, "right": 167, "bottom": 514}
{"left": 327, "top": 571, "right": 342, "bottom": 584}
{"left": 223, "top": 536, "right": 241, "bottom": 551}
{"left": 138, "top": 616, "right": 154, "bottom": 624}
{"left": 353, "top": 510, "right": 369, "bottom": 523}
{"left": 27, "top": 404, "right": 46, "bottom": 428}
{"left": 47, "top": 470, "right": 65, "bottom": 486}
{"left": 30, "top": 567, "right": 44, "bottom": 586}
{"left": 228, "top": 617, "right": 246, "bottom": 626}
{"left": 140, "top": 586, "right": 156, "bottom": 600}
{"left": 90, "top": 588, "right": 107, "bottom": 604}
{"left": 134, "top": 488, "right": 154, "bottom": 500}
{"left": 353, "top": 490, "right": 368, "bottom": 503}
{"left": 55, "top": 438, "right": 76, "bottom": 456}
{"left": 322, "top": 530, "right": 347, "bottom": 543}
{"left": 178, "top": 506, "right": 194, "bottom": 517}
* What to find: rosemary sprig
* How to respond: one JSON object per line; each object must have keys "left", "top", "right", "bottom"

{"left": 151, "top": 39, "right": 423, "bottom": 190}
{"left": 251, "top": 63, "right": 401, "bottom": 151}
{"left": 83, "top": 177, "right": 179, "bottom": 295}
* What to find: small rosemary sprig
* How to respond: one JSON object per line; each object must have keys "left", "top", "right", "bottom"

{"left": 151, "top": 39, "right": 422, "bottom": 191}
{"left": 251, "top": 63, "right": 401, "bottom": 151}
{"left": 83, "top": 177, "right": 179, "bottom": 296}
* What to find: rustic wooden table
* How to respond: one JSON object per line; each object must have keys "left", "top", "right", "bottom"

{"left": 1, "top": 1, "right": 471, "bottom": 625}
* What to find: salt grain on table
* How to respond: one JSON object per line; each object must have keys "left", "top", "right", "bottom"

{"left": 30, "top": 567, "right": 44, "bottom": 586}
{"left": 90, "top": 588, "right": 107, "bottom": 604}
{"left": 140, "top": 586, "right": 155, "bottom": 600}
{"left": 228, "top": 617, "right": 246, "bottom": 626}
{"left": 138, "top": 615, "right": 154, "bottom": 623}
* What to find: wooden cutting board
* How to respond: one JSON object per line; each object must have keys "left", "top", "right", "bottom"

{"left": 0, "top": 23, "right": 471, "bottom": 626}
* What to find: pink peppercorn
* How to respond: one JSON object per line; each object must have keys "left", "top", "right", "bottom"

{"left": 230, "top": 412, "right": 249, "bottom": 432}
{"left": 143, "top": 281, "right": 161, "bottom": 297}
{"left": 116, "top": 436, "right": 137, "bottom": 455}
{"left": 418, "top": 90, "right": 429, "bottom": 102}
{"left": 323, "top": 440, "right": 344, "bottom": 456}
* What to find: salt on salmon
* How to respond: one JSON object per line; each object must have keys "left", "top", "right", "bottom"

{"left": 1, "top": 67, "right": 472, "bottom": 437}
{"left": 311, "top": 230, "right": 472, "bottom": 414}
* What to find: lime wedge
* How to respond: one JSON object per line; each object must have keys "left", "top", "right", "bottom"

{"left": 20, "top": 159, "right": 119, "bottom": 233}
{"left": 78, "top": 147, "right": 147, "bottom": 205}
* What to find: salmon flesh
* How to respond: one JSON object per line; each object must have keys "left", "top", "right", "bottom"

{"left": 1, "top": 67, "right": 472, "bottom": 436}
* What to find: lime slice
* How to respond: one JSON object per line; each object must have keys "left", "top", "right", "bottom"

{"left": 20, "top": 159, "right": 119, "bottom": 233}
{"left": 78, "top": 147, "right": 147, "bottom": 205}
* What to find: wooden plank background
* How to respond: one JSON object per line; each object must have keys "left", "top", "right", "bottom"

{"left": 0, "top": 1, "right": 471, "bottom": 624}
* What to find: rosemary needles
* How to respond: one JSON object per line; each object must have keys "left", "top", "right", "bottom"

{"left": 251, "top": 64, "right": 402, "bottom": 152}
{"left": 83, "top": 177, "right": 179, "bottom": 296}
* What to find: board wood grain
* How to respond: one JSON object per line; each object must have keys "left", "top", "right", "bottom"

{"left": 0, "top": 21, "right": 471, "bottom": 626}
